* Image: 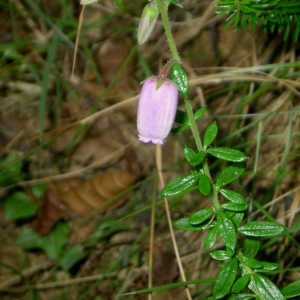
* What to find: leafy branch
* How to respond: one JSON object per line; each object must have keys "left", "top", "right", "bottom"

{"left": 214, "top": 0, "right": 300, "bottom": 41}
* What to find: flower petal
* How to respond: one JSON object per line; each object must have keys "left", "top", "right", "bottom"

{"left": 137, "top": 77, "right": 178, "bottom": 144}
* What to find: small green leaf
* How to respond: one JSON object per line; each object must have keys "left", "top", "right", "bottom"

{"left": 189, "top": 208, "right": 214, "bottom": 225}
{"left": 217, "top": 210, "right": 236, "bottom": 253}
{"left": 230, "top": 212, "right": 244, "bottom": 228}
{"left": 216, "top": 163, "right": 245, "bottom": 188}
{"left": 204, "top": 226, "right": 218, "bottom": 250}
{"left": 31, "top": 183, "right": 47, "bottom": 199}
{"left": 173, "top": 107, "right": 207, "bottom": 132}
{"left": 243, "top": 238, "right": 260, "bottom": 258}
{"left": 213, "top": 257, "right": 238, "bottom": 298}
{"left": 204, "top": 121, "right": 218, "bottom": 149}
{"left": 160, "top": 172, "right": 199, "bottom": 197}
{"left": 198, "top": 173, "right": 211, "bottom": 196}
{"left": 219, "top": 189, "right": 246, "bottom": 204}
{"left": 250, "top": 273, "right": 285, "bottom": 300}
{"left": 194, "top": 107, "right": 207, "bottom": 120}
{"left": 258, "top": 261, "right": 280, "bottom": 272}
{"left": 171, "top": 63, "right": 189, "bottom": 97}
{"left": 0, "top": 152, "right": 25, "bottom": 185}
{"left": 4, "top": 192, "right": 38, "bottom": 221}
{"left": 228, "top": 293, "right": 255, "bottom": 300}
{"left": 169, "top": 0, "right": 184, "bottom": 7}
{"left": 184, "top": 145, "right": 205, "bottom": 166}
{"left": 222, "top": 202, "right": 249, "bottom": 212}
{"left": 281, "top": 280, "right": 300, "bottom": 298}
{"left": 207, "top": 147, "right": 248, "bottom": 162}
{"left": 239, "top": 255, "right": 263, "bottom": 269}
{"left": 174, "top": 107, "right": 206, "bottom": 125}
{"left": 173, "top": 217, "right": 215, "bottom": 231}
{"left": 41, "top": 223, "right": 68, "bottom": 259}
{"left": 59, "top": 246, "right": 86, "bottom": 271}
{"left": 115, "top": 0, "right": 122, "bottom": 7}
{"left": 17, "top": 227, "right": 43, "bottom": 250}
{"left": 238, "top": 221, "right": 286, "bottom": 237}
{"left": 232, "top": 274, "right": 251, "bottom": 293}
{"left": 209, "top": 250, "right": 232, "bottom": 260}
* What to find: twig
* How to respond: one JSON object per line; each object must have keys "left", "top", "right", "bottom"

{"left": 156, "top": 145, "right": 192, "bottom": 300}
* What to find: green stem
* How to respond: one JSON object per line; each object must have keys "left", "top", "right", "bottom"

{"left": 156, "top": 0, "right": 221, "bottom": 210}
{"left": 155, "top": 0, "right": 180, "bottom": 61}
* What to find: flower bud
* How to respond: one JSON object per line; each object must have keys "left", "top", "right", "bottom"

{"left": 137, "top": 3, "right": 159, "bottom": 45}
{"left": 137, "top": 77, "right": 178, "bottom": 145}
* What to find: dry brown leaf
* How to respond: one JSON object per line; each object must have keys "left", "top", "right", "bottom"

{"left": 32, "top": 170, "right": 137, "bottom": 235}
{"left": 60, "top": 170, "right": 137, "bottom": 215}
{"left": 31, "top": 189, "right": 67, "bottom": 236}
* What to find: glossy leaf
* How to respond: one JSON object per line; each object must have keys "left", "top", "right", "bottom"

{"left": 217, "top": 210, "right": 236, "bottom": 253}
{"left": 171, "top": 63, "right": 189, "bottom": 97}
{"left": 198, "top": 173, "right": 211, "bottom": 196}
{"left": 232, "top": 274, "right": 251, "bottom": 293}
{"left": 189, "top": 208, "right": 214, "bottom": 225}
{"left": 219, "top": 189, "right": 246, "bottom": 204}
{"left": 230, "top": 212, "right": 244, "bottom": 228}
{"left": 213, "top": 257, "right": 238, "bottom": 298}
{"left": 207, "top": 147, "right": 248, "bottom": 162}
{"left": 238, "top": 221, "right": 286, "bottom": 237}
{"left": 228, "top": 293, "right": 255, "bottom": 300}
{"left": 204, "top": 226, "right": 218, "bottom": 250}
{"left": 243, "top": 238, "right": 260, "bottom": 258}
{"left": 239, "top": 255, "right": 263, "bottom": 269}
{"left": 258, "top": 261, "right": 280, "bottom": 272}
{"left": 160, "top": 172, "right": 199, "bottom": 197}
{"left": 184, "top": 145, "right": 205, "bottom": 166}
{"left": 173, "top": 217, "right": 216, "bottom": 231}
{"left": 281, "top": 280, "right": 300, "bottom": 298}
{"left": 222, "top": 202, "right": 249, "bottom": 212}
{"left": 216, "top": 163, "right": 245, "bottom": 188}
{"left": 204, "top": 121, "right": 218, "bottom": 149}
{"left": 250, "top": 273, "right": 285, "bottom": 300}
{"left": 209, "top": 250, "right": 231, "bottom": 260}
{"left": 4, "top": 192, "right": 38, "bottom": 221}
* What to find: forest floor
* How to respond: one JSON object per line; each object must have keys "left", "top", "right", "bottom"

{"left": 0, "top": 0, "right": 299, "bottom": 299}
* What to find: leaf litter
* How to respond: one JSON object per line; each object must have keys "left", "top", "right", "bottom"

{"left": 0, "top": 0, "right": 299, "bottom": 299}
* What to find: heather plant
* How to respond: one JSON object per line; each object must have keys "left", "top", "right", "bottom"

{"left": 1, "top": 0, "right": 299, "bottom": 299}
{"left": 133, "top": 0, "right": 300, "bottom": 299}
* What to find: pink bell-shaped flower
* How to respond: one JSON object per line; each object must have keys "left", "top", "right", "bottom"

{"left": 137, "top": 77, "right": 178, "bottom": 145}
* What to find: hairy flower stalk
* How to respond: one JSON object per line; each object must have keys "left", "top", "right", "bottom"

{"left": 137, "top": 77, "right": 178, "bottom": 144}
